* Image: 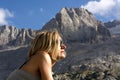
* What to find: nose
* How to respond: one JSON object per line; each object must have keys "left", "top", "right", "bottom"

{"left": 61, "top": 44, "right": 66, "bottom": 49}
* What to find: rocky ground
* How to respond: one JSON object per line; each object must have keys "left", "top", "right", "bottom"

{"left": 53, "top": 34, "right": 120, "bottom": 80}
{"left": 53, "top": 55, "right": 120, "bottom": 80}
{"left": 0, "top": 34, "right": 120, "bottom": 80}
{"left": 0, "top": 46, "right": 29, "bottom": 80}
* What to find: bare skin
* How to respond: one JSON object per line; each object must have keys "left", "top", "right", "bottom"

{"left": 20, "top": 41, "right": 66, "bottom": 80}
{"left": 20, "top": 51, "right": 54, "bottom": 80}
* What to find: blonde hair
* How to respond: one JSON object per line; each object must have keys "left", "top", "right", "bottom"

{"left": 28, "top": 29, "right": 61, "bottom": 61}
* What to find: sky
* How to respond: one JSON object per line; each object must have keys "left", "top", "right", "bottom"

{"left": 0, "top": 0, "right": 120, "bottom": 30}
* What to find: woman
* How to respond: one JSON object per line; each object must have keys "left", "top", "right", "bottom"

{"left": 7, "top": 30, "right": 66, "bottom": 80}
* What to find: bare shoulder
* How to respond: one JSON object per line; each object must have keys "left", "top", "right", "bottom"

{"left": 37, "top": 51, "right": 52, "bottom": 65}
{"left": 37, "top": 51, "right": 54, "bottom": 80}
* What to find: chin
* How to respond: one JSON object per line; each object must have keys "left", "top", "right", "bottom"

{"left": 59, "top": 52, "right": 66, "bottom": 59}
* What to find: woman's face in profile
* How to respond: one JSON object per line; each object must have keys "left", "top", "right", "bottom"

{"left": 57, "top": 37, "right": 66, "bottom": 60}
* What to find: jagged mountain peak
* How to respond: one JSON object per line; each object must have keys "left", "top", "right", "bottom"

{"left": 105, "top": 20, "right": 120, "bottom": 34}
{"left": 105, "top": 19, "right": 120, "bottom": 28}
{"left": 42, "top": 7, "right": 111, "bottom": 43}
{"left": 58, "top": 7, "right": 96, "bottom": 27}
{"left": 0, "top": 7, "right": 111, "bottom": 49}
{"left": 60, "top": 7, "right": 68, "bottom": 13}
{"left": 0, "top": 25, "right": 36, "bottom": 50}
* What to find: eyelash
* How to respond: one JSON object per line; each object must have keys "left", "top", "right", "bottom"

{"left": 60, "top": 40, "right": 63, "bottom": 45}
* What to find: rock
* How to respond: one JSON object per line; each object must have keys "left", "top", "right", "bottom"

{"left": 0, "top": 25, "right": 36, "bottom": 50}
{"left": 42, "top": 7, "right": 111, "bottom": 43}
{"left": 105, "top": 20, "right": 120, "bottom": 34}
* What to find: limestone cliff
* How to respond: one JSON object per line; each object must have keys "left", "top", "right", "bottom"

{"left": 0, "top": 25, "right": 36, "bottom": 50}
{"left": 42, "top": 8, "right": 111, "bottom": 43}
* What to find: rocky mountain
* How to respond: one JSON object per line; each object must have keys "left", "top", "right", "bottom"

{"left": 0, "top": 7, "right": 119, "bottom": 80}
{"left": 0, "top": 25, "right": 36, "bottom": 50}
{"left": 104, "top": 20, "right": 120, "bottom": 28}
{"left": 1, "top": 35, "right": 120, "bottom": 80}
{"left": 0, "top": 8, "right": 111, "bottom": 50}
{"left": 105, "top": 20, "right": 120, "bottom": 34}
{"left": 53, "top": 35, "right": 120, "bottom": 79}
{"left": 42, "top": 8, "right": 111, "bottom": 43}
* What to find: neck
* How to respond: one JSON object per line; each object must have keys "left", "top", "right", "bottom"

{"left": 52, "top": 60, "right": 56, "bottom": 66}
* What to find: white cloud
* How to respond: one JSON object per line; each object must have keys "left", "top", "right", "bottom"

{"left": 81, "top": 0, "right": 120, "bottom": 20}
{"left": 115, "top": 0, "right": 120, "bottom": 20}
{"left": 0, "top": 8, "right": 14, "bottom": 25}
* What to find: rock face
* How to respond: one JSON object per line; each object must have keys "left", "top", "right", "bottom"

{"left": 0, "top": 8, "right": 117, "bottom": 80}
{"left": 53, "top": 56, "right": 120, "bottom": 80}
{"left": 105, "top": 20, "right": 120, "bottom": 34}
{"left": 0, "top": 25, "right": 36, "bottom": 50}
{"left": 0, "top": 8, "right": 111, "bottom": 50}
{"left": 104, "top": 20, "right": 120, "bottom": 28}
{"left": 1, "top": 34, "right": 120, "bottom": 80}
{"left": 42, "top": 8, "right": 111, "bottom": 43}
{"left": 53, "top": 35, "right": 120, "bottom": 80}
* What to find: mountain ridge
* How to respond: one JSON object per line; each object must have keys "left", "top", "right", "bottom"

{"left": 105, "top": 20, "right": 120, "bottom": 34}
{"left": 0, "top": 7, "right": 120, "bottom": 80}
{"left": 42, "top": 7, "right": 111, "bottom": 43}
{"left": 0, "top": 8, "right": 111, "bottom": 50}
{"left": 0, "top": 25, "right": 36, "bottom": 50}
